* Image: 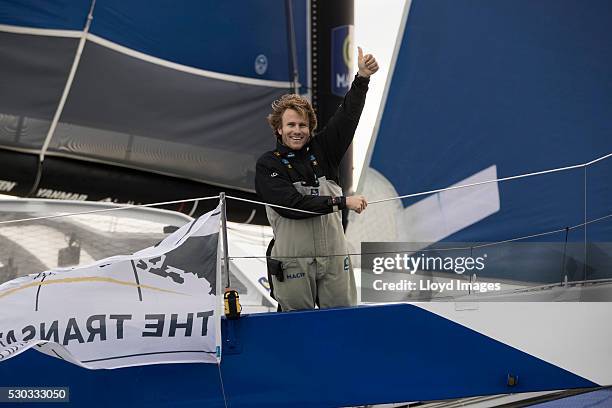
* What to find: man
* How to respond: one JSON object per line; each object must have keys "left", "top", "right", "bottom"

{"left": 255, "top": 47, "right": 379, "bottom": 311}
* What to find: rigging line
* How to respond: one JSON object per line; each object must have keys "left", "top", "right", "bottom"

{"left": 573, "top": 213, "right": 612, "bottom": 228}
{"left": 243, "top": 209, "right": 257, "bottom": 224}
{"left": 227, "top": 211, "right": 612, "bottom": 260}
{"left": 470, "top": 228, "right": 568, "bottom": 249}
{"left": 0, "top": 195, "right": 220, "bottom": 225}
{"left": 225, "top": 195, "right": 321, "bottom": 215}
{"left": 586, "top": 152, "right": 612, "bottom": 166}
{"left": 369, "top": 151, "right": 612, "bottom": 204}
{"left": 24, "top": 160, "right": 43, "bottom": 198}
{"left": 584, "top": 166, "right": 588, "bottom": 281}
{"left": 220, "top": 193, "right": 231, "bottom": 289}
{"left": 479, "top": 278, "right": 612, "bottom": 298}
{"left": 217, "top": 362, "right": 229, "bottom": 408}
{"left": 232, "top": 227, "right": 570, "bottom": 258}
{"left": 225, "top": 226, "right": 273, "bottom": 239}
{"left": 39, "top": 0, "right": 97, "bottom": 163}
{"left": 560, "top": 227, "right": 570, "bottom": 283}
{"left": 285, "top": 0, "right": 300, "bottom": 94}
{"left": 187, "top": 199, "right": 199, "bottom": 217}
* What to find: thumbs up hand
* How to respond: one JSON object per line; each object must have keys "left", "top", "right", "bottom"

{"left": 357, "top": 46, "right": 379, "bottom": 78}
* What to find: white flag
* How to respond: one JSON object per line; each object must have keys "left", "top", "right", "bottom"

{"left": 0, "top": 206, "right": 222, "bottom": 369}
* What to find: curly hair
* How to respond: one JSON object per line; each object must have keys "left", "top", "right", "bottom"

{"left": 267, "top": 94, "right": 317, "bottom": 138}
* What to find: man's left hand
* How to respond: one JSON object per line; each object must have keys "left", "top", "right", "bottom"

{"left": 357, "top": 46, "right": 379, "bottom": 78}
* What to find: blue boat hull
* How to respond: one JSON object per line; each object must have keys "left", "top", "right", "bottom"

{"left": 0, "top": 304, "right": 598, "bottom": 407}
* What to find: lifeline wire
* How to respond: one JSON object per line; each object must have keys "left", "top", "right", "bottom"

{"left": 39, "top": 0, "right": 98, "bottom": 163}
{"left": 217, "top": 362, "right": 229, "bottom": 408}
{"left": 226, "top": 212, "right": 612, "bottom": 260}
{"left": 584, "top": 167, "right": 588, "bottom": 280}
{"left": 370, "top": 151, "right": 612, "bottom": 204}
{"left": 0, "top": 195, "right": 221, "bottom": 225}
{"left": 2, "top": 152, "right": 610, "bottom": 247}
{"left": 0, "top": 191, "right": 324, "bottom": 225}
{"left": 3, "top": 152, "right": 608, "bottom": 225}
{"left": 225, "top": 195, "right": 321, "bottom": 215}
{"left": 0, "top": 193, "right": 321, "bottom": 226}
{"left": 226, "top": 153, "right": 612, "bottom": 213}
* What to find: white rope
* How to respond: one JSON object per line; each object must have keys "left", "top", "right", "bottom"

{"left": 369, "top": 151, "right": 612, "bottom": 204}
{"left": 585, "top": 152, "right": 612, "bottom": 166}
{"left": 217, "top": 362, "right": 229, "bottom": 408}
{"left": 39, "top": 0, "right": 97, "bottom": 162}
{"left": 0, "top": 193, "right": 320, "bottom": 225}
{"left": 471, "top": 228, "right": 569, "bottom": 249}
{"left": 2, "top": 152, "right": 609, "bottom": 238}
{"left": 0, "top": 195, "right": 220, "bottom": 225}
{"left": 227, "top": 212, "right": 612, "bottom": 260}
{"left": 225, "top": 195, "right": 321, "bottom": 215}
{"left": 578, "top": 213, "right": 612, "bottom": 228}
{"left": 478, "top": 277, "right": 612, "bottom": 298}
{"left": 584, "top": 167, "right": 588, "bottom": 280}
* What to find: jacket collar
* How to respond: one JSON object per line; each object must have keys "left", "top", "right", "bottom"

{"left": 275, "top": 140, "right": 310, "bottom": 157}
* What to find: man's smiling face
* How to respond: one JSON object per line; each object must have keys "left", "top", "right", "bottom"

{"left": 278, "top": 109, "right": 310, "bottom": 151}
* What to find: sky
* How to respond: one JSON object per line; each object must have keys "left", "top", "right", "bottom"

{"left": 353, "top": 0, "right": 407, "bottom": 190}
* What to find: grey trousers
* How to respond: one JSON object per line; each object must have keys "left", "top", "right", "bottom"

{"left": 272, "top": 255, "right": 357, "bottom": 311}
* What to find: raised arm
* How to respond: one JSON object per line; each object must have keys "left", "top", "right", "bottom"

{"left": 316, "top": 47, "right": 379, "bottom": 166}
